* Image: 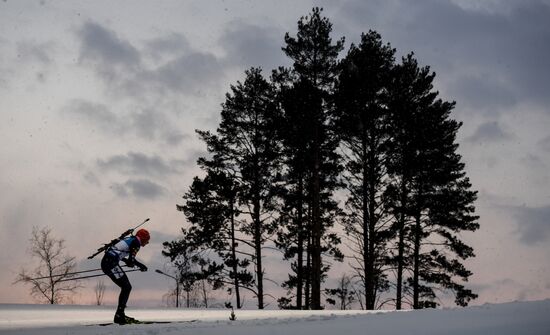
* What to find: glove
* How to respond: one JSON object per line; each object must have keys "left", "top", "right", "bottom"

{"left": 136, "top": 262, "right": 148, "bottom": 272}
{"left": 122, "top": 258, "right": 135, "bottom": 267}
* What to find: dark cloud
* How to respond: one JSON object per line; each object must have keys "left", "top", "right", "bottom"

{"left": 76, "top": 21, "right": 224, "bottom": 99}
{"left": 98, "top": 152, "right": 180, "bottom": 177}
{"left": 521, "top": 153, "right": 547, "bottom": 169}
{"left": 510, "top": 205, "right": 550, "bottom": 244}
{"left": 111, "top": 183, "right": 129, "bottom": 197}
{"left": 16, "top": 41, "right": 55, "bottom": 64}
{"left": 180, "top": 149, "right": 206, "bottom": 168}
{"left": 148, "top": 230, "right": 181, "bottom": 247}
{"left": 0, "top": 69, "right": 8, "bottom": 89}
{"left": 83, "top": 171, "right": 100, "bottom": 186}
{"left": 465, "top": 121, "right": 513, "bottom": 143}
{"left": 219, "top": 21, "right": 289, "bottom": 71}
{"left": 0, "top": 38, "right": 15, "bottom": 88}
{"left": 111, "top": 179, "right": 166, "bottom": 199}
{"left": 78, "top": 21, "right": 140, "bottom": 72}
{"left": 61, "top": 99, "right": 125, "bottom": 134}
{"left": 77, "top": 21, "right": 143, "bottom": 97}
{"left": 61, "top": 99, "right": 187, "bottom": 145}
{"left": 132, "top": 108, "right": 163, "bottom": 138}
{"left": 537, "top": 135, "right": 550, "bottom": 152}
{"left": 150, "top": 51, "right": 224, "bottom": 94}
{"left": 130, "top": 108, "right": 187, "bottom": 145}
{"left": 165, "top": 132, "right": 188, "bottom": 146}
{"left": 339, "top": 0, "right": 550, "bottom": 111}
{"left": 9, "top": 40, "right": 57, "bottom": 84}
{"left": 449, "top": 75, "right": 516, "bottom": 111}
{"left": 144, "top": 33, "right": 190, "bottom": 61}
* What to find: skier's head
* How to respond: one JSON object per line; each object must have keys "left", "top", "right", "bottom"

{"left": 136, "top": 229, "right": 150, "bottom": 246}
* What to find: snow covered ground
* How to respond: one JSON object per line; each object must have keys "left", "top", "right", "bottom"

{"left": 0, "top": 300, "right": 549, "bottom": 335}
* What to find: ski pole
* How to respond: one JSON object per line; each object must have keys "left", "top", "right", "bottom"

{"left": 28, "top": 266, "right": 132, "bottom": 281}
{"left": 57, "top": 269, "right": 142, "bottom": 282}
{"left": 29, "top": 268, "right": 103, "bottom": 281}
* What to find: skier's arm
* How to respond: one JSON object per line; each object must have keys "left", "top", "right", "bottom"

{"left": 121, "top": 257, "right": 135, "bottom": 267}
{"left": 121, "top": 238, "right": 141, "bottom": 267}
{"left": 121, "top": 257, "right": 146, "bottom": 271}
{"left": 127, "top": 237, "right": 147, "bottom": 271}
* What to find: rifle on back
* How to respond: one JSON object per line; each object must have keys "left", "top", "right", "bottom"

{"left": 87, "top": 218, "right": 150, "bottom": 259}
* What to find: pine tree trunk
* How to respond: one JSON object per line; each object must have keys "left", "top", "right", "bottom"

{"left": 363, "top": 172, "right": 370, "bottom": 309}
{"left": 230, "top": 196, "right": 241, "bottom": 308}
{"left": 296, "top": 174, "right": 304, "bottom": 309}
{"left": 305, "top": 226, "right": 311, "bottom": 310}
{"left": 254, "top": 192, "right": 264, "bottom": 309}
{"left": 311, "top": 127, "right": 322, "bottom": 310}
{"left": 251, "top": 151, "right": 264, "bottom": 310}
{"left": 396, "top": 224, "right": 405, "bottom": 310}
{"left": 362, "top": 133, "right": 374, "bottom": 310}
{"left": 367, "top": 134, "right": 378, "bottom": 310}
{"left": 396, "top": 178, "right": 407, "bottom": 310}
{"left": 413, "top": 212, "right": 421, "bottom": 309}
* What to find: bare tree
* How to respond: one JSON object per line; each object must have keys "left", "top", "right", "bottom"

{"left": 14, "top": 226, "right": 81, "bottom": 304}
{"left": 94, "top": 280, "right": 106, "bottom": 305}
{"left": 197, "top": 277, "right": 215, "bottom": 308}
{"left": 163, "top": 277, "right": 215, "bottom": 308}
{"left": 163, "top": 284, "right": 201, "bottom": 308}
{"left": 324, "top": 273, "right": 356, "bottom": 310}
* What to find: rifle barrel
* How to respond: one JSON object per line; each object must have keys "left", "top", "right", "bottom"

{"left": 87, "top": 218, "right": 150, "bottom": 259}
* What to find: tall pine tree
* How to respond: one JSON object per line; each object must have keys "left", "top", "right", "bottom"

{"left": 171, "top": 162, "right": 253, "bottom": 308}
{"left": 282, "top": 7, "right": 344, "bottom": 309}
{"left": 386, "top": 54, "right": 479, "bottom": 308}
{"left": 335, "top": 30, "right": 395, "bottom": 310}
{"left": 272, "top": 71, "right": 314, "bottom": 309}
{"left": 200, "top": 68, "right": 280, "bottom": 309}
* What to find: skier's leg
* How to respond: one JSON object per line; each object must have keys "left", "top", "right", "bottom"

{"left": 110, "top": 270, "right": 132, "bottom": 323}
{"left": 115, "top": 274, "right": 132, "bottom": 310}
{"left": 101, "top": 256, "right": 133, "bottom": 324}
{"left": 101, "top": 254, "right": 120, "bottom": 283}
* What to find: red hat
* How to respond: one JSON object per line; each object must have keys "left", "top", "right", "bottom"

{"left": 136, "top": 229, "right": 150, "bottom": 244}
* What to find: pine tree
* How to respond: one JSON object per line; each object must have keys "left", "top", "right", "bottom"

{"left": 168, "top": 164, "right": 253, "bottom": 309}
{"left": 167, "top": 8, "right": 480, "bottom": 312}
{"left": 385, "top": 53, "right": 428, "bottom": 309}
{"left": 187, "top": 68, "right": 281, "bottom": 309}
{"left": 335, "top": 30, "right": 395, "bottom": 310}
{"left": 411, "top": 96, "right": 479, "bottom": 308}
{"left": 282, "top": 7, "right": 344, "bottom": 310}
{"left": 273, "top": 70, "right": 343, "bottom": 309}
{"left": 386, "top": 54, "right": 479, "bottom": 308}
{"left": 272, "top": 71, "right": 314, "bottom": 309}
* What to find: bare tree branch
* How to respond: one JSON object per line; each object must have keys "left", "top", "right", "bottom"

{"left": 14, "top": 226, "right": 82, "bottom": 304}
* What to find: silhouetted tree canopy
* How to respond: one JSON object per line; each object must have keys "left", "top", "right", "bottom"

{"left": 166, "top": 7, "right": 478, "bottom": 311}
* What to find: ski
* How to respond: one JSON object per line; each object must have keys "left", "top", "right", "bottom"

{"left": 94, "top": 321, "right": 172, "bottom": 326}
{"left": 89, "top": 319, "right": 198, "bottom": 326}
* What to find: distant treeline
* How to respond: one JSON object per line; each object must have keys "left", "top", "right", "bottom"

{"left": 163, "top": 8, "right": 479, "bottom": 311}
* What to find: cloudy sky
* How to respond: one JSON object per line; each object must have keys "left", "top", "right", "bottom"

{"left": 1, "top": 0, "right": 549, "bottom": 308}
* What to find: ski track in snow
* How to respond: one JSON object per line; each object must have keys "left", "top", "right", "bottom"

{"left": 0, "top": 300, "right": 549, "bottom": 335}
